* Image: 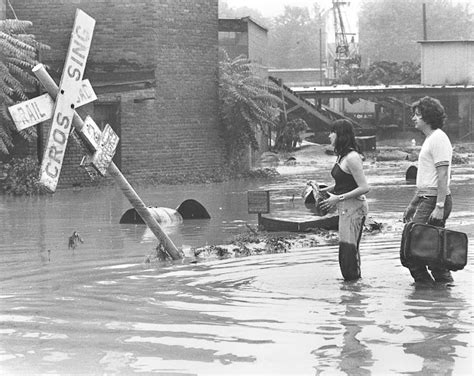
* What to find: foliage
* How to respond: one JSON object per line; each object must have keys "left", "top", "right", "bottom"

{"left": 218, "top": 49, "right": 282, "bottom": 172}
{"left": 336, "top": 60, "right": 421, "bottom": 85}
{"left": 274, "top": 117, "right": 308, "bottom": 151}
{"left": 219, "top": 1, "right": 325, "bottom": 69}
{"left": 0, "top": 19, "right": 49, "bottom": 155}
{"left": 218, "top": 0, "right": 269, "bottom": 26}
{"left": 0, "top": 156, "right": 41, "bottom": 195}
{"left": 267, "top": 5, "right": 324, "bottom": 69}
{"left": 359, "top": 0, "right": 474, "bottom": 64}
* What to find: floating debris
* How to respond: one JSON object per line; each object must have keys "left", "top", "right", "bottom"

{"left": 68, "top": 231, "right": 84, "bottom": 250}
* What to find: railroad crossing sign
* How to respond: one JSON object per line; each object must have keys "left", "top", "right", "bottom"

{"left": 7, "top": 9, "right": 182, "bottom": 260}
{"left": 39, "top": 9, "right": 95, "bottom": 192}
{"left": 8, "top": 9, "right": 118, "bottom": 190}
{"left": 8, "top": 79, "right": 96, "bottom": 131}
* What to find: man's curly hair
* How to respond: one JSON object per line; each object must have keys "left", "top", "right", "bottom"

{"left": 411, "top": 96, "right": 447, "bottom": 129}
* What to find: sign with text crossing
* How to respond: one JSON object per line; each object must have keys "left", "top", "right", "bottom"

{"left": 39, "top": 9, "right": 95, "bottom": 192}
{"left": 8, "top": 80, "right": 96, "bottom": 131}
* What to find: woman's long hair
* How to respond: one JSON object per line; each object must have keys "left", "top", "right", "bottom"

{"left": 331, "top": 119, "right": 360, "bottom": 158}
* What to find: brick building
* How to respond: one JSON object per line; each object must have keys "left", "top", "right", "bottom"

{"left": 7, "top": 0, "right": 224, "bottom": 187}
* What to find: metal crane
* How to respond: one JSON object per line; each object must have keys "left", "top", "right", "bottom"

{"left": 331, "top": 0, "right": 360, "bottom": 79}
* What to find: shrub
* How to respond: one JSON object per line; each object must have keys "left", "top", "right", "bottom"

{"left": 0, "top": 157, "right": 41, "bottom": 195}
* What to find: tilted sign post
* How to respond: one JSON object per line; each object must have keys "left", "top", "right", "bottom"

{"left": 8, "top": 9, "right": 181, "bottom": 260}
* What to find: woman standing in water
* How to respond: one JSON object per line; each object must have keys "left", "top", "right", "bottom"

{"left": 320, "top": 119, "right": 370, "bottom": 281}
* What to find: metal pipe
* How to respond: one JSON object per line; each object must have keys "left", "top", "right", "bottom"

{"left": 32, "top": 64, "right": 182, "bottom": 260}
{"left": 422, "top": 3, "right": 427, "bottom": 40}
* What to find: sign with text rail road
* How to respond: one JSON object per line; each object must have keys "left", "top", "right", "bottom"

{"left": 8, "top": 79, "right": 96, "bottom": 131}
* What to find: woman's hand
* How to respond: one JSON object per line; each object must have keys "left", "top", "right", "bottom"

{"left": 320, "top": 192, "right": 339, "bottom": 211}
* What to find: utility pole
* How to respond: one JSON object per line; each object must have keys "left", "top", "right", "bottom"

{"left": 319, "top": 28, "right": 323, "bottom": 85}
{"left": 422, "top": 3, "right": 428, "bottom": 40}
{"left": 1, "top": 0, "right": 6, "bottom": 19}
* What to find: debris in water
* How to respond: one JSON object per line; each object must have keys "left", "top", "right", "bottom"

{"left": 68, "top": 231, "right": 84, "bottom": 250}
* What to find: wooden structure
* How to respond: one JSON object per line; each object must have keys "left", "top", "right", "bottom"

{"left": 259, "top": 212, "right": 339, "bottom": 232}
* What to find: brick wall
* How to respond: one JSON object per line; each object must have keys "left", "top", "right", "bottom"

{"left": 8, "top": 0, "right": 224, "bottom": 187}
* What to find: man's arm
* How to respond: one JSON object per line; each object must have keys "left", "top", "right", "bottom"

{"left": 430, "top": 165, "right": 449, "bottom": 221}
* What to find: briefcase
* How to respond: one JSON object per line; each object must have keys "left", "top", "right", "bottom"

{"left": 401, "top": 222, "right": 468, "bottom": 271}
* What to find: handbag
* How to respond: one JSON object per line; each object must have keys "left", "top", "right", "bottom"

{"left": 400, "top": 222, "right": 468, "bottom": 271}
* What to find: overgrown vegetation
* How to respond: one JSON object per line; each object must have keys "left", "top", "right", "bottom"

{"left": 274, "top": 117, "right": 308, "bottom": 151}
{"left": 0, "top": 19, "right": 48, "bottom": 155}
{"left": 218, "top": 50, "right": 282, "bottom": 172}
{"left": 0, "top": 157, "right": 41, "bottom": 195}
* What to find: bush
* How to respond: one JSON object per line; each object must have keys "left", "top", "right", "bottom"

{"left": 0, "top": 157, "right": 42, "bottom": 195}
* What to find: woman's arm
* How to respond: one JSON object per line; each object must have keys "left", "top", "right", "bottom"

{"left": 319, "top": 184, "right": 335, "bottom": 193}
{"left": 320, "top": 153, "right": 369, "bottom": 210}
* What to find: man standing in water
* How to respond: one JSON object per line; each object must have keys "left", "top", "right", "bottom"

{"left": 402, "top": 96, "right": 453, "bottom": 284}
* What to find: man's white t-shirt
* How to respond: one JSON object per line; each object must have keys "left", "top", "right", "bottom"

{"left": 416, "top": 128, "right": 452, "bottom": 195}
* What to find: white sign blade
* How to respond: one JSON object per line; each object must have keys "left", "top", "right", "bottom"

{"left": 39, "top": 9, "right": 96, "bottom": 192}
{"left": 8, "top": 79, "right": 96, "bottom": 131}
{"left": 8, "top": 94, "right": 53, "bottom": 131}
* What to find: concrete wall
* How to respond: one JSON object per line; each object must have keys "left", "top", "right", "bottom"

{"left": 8, "top": 0, "right": 224, "bottom": 187}
{"left": 420, "top": 41, "right": 474, "bottom": 85}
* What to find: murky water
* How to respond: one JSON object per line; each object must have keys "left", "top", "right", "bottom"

{"left": 1, "top": 161, "right": 473, "bottom": 375}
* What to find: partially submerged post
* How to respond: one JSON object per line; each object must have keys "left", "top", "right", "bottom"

{"left": 8, "top": 9, "right": 181, "bottom": 260}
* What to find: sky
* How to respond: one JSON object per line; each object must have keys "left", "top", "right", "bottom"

{"left": 222, "top": 0, "right": 471, "bottom": 19}
{"left": 222, "top": 0, "right": 359, "bottom": 18}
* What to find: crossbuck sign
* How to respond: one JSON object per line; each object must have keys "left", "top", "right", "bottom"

{"left": 9, "top": 9, "right": 118, "bottom": 192}
{"left": 8, "top": 9, "right": 182, "bottom": 260}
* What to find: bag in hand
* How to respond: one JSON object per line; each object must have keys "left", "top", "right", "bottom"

{"left": 400, "top": 222, "right": 468, "bottom": 271}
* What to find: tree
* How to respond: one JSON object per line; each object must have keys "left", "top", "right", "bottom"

{"left": 218, "top": 1, "right": 269, "bottom": 26}
{"left": 0, "top": 19, "right": 47, "bottom": 155}
{"left": 218, "top": 50, "right": 282, "bottom": 171}
{"left": 268, "top": 5, "right": 324, "bottom": 69}
{"left": 359, "top": 0, "right": 474, "bottom": 64}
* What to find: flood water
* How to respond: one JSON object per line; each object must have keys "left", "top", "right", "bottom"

{"left": 1, "top": 159, "right": 473, "bottom": 375}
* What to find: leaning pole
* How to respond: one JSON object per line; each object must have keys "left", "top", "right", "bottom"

{"left": 32, "top": 64, "right": 182, "bottom": 260}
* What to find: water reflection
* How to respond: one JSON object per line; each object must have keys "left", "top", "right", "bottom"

{"left": 0, "top": 164, "right": 473, "bottom": 375}
{"left": 403, "top": 284, "right": 470, "bottom": 374}
{"left": 339, "top": 282, "right": 374, "bottom": 375}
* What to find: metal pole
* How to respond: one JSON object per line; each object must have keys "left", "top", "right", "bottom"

{"left": 319, "top": 28, "right": 323, "bottom": 86}
{"left": 33, "top": 64, "right": 182, "bottom": 260}
{"left": 0, "top": 0, "right": 6, "bottom": 19}
{"left": 422, "top": 3, "right": 427, "bottom": 40}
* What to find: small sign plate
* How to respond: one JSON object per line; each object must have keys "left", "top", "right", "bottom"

{"left": 248, "top": 190, "right": 270, "bottom": 214}
{"left": 84, "top": 124, "right": 119, "bottom": 176}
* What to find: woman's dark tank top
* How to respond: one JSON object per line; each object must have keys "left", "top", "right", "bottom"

{"left": 331, "top": 154, "right": 358, "bottom": 195}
